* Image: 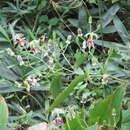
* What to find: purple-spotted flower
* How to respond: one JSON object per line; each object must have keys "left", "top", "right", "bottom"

{"left": 40, "top": 34, "right": 47, "bottom": 44}
{"left": 17, "top": 39, "right": 27, "bottom": 46}
{"left": 87, "top": 39, "right": 95, "bottom": 49}
{"left": 84, "top": 32, "right": 98, "bottom": 50}
{"left": 54, "top": 117, "right": 64, "bottom": 126}
{"left": 31, "top": 47, "right": 39, "bottom": 53}
{"left": 29, "top": 40, "right": 39, "bottom": 53}
{"left": 15, "top": 33, "right": 27, "bottom": 46}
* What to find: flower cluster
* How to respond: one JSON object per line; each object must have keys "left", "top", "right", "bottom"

{"left": 14, "top": 33, "right": 27, "bottom": 46}
{"left": 50, "top": 108, "right": 65, "bottom": 129}
{"left": 26, "top": 75, "right": 40, "bottom": 87}
{"left": 65, "top": 29, "right": 98, "bottom": 50}
{"left": 53, "top": 117, "right": 64, "bottom": 126}
{"left": 66, "top": 35, "right": 72, "bottom": 44}
{"left": 14, "top": 33, "right": 47, "bottom": 53}
{"left": 29, "top": 40, "right": 39, "bottom": 53}
{"left": 24, "top": 75, "right": 40, "bottom": 92}
{"left": 6, "top": 48, "right": 24, "bottom": 66}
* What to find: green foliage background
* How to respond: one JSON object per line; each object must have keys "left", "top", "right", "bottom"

{"left": 0, "top": 0, "right": 130, "bottom": 129}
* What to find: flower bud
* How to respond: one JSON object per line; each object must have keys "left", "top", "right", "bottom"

{"left": 6, "top": 48, "right": 15, "bottom": 56}
{"left": 82, "top": 40, "right": 87, "bottom": 49}
{"left": 77, "top": 28, "right": 83, "bottom": 37}
{"left": 66, "top": 35, "right": 72, "bottom": 44}
{"left": 16, "top": 55, "right": 24, "bottom": 65}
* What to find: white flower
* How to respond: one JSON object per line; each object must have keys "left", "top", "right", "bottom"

{"left": 14, "top": 33, "right": 26, "bottom": 46}
{"left": 44, "top": 51, "right": 48, "bottom": 57}
{"left": 6, "top": 48, "right": 15, "bottom": 56}
{"left": 14, "top": 81, "right": 21, "bottom": 88}
{"left": 48, "top": 59, "right": 54, "bottom": 70}
{"left": 102, "top": 74, "right": 109, "bottom": 84}
{"left": 51, "top": 108, "right": 64, "bottom": 117}
{"left": 82, "top": 40, "right": 87, "bottom": 49}
{"left": 66, "top": 40, "right": 70, "bottom": 44}
{"left": 16, "top": 55, "right": 24, "bottom": 65}
{"left": 84, "top": 32, "right": 98, "bottom": 40}
{"left": 81, "top": 95, "right": 87, "bottom": 104}
{"left": 66, "top": 35, "right": 72, "bottom": 44}
{"left": 48, "top": 59, "right": 54, "bottom": 64}
{"left": 26, "top": 75, "right": 40, "bottom": 87}
{"left": 15, "top": 33, "right": 24, "bottom": 41}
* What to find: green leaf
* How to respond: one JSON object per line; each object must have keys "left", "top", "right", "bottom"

{"left": 0, "top": 54, "right": 21, "bottom": 81}
{"left": 0, "top": 81, "right": 23, "bottom": 93}
{"left": 121, "top": 109, "right": 130, "bottom": 130}
{"left": 113, "top": 16, "right": 130, "bottom": 46}
{"left": 50, "top": 74, "right": 63, "bottom": 99}
{"left": 68, "top": 19, "right": 78, "bottom": 27}
{"left": 0, "top": 96, "right": 8, "bottom": 130}
{"left": 0, "top": 65, "right": 19, "bottom": 81}
{"left": 112, "top": 0, "right": 119, "bottom": 3}
{"left": 98, "top": 25, "right": 116, "bottom": 34}
{"left": 38, "top": 0, "right": 47, "bottom": 9}
{"left": 64, "top": 117, "right": 85, "bottom": 130}
{"left": 78, "top": 6, "right": 89, "bottom": 31}
{"left": 64, "top": 111, "right": 87, "bottom": 130}
{"left": 55, "top": 30, "right": 66, "bottom": 42}
{"left": 128, "top": 1, "right": 130, "bottom": 5}
{"left": 26, "top": 28, "right": 36, "bottom": 40}
{"left": 74, "top": 52, "right": 87, "bottom": 69}
{"left": 48, "top": 74, "right": 87, "bottom": 112}
{"left": 87, "top": 125, "right": 99, "bottom": 130}
{"left": 89, "top": 87, "right": 125, "bottom": 126}
{"left": 102, "top": 4, "right": 120, "bottom": 28}
{"left": 25, "top": 65, "right": 48, "bottom": 77}
{"left": 39, "top": 15, "right": 48, "bottom": 23}
{"left": 0, "top": 25, "right": 10, "bottom": 42}
{"left": 0, "top": 37, "right": 9, "bottom": 42}
{"left": 49, "top": 18, "right": 59, "bottom": 26}
{"left": 94, "top": 40, "right": 128, "bottom": 51}
{"left": 9, "top": 23, "right": 16, "bottom": 43}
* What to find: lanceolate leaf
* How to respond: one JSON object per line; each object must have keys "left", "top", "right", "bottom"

{"left": 48, "top": 74, "right": 87, "bottom": 112}
{"left": 94, "top": 40, "right": 130, "bottom": 53}
{"left": 0, "top": 96, "right": 8, "bottom": 130}
{"left": 78, "top": 6, "right": 89, "bottom": 31}
{"left": 113, "top": 16, "right": 130, "bottom": 46}
{"left": 98, "top": 25, "right": 117, "bottom": 34}
{"left": 0, "top": 25, "right": 10, "bottom": 42}
{"left": 50, "top": 74, "right": 63, "bottom": 99}
{"left": 102, "top": 4, "right": 120, "bottom": 28}
{"left": 89, "top": 87, "right": 125, "bottom": 126}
